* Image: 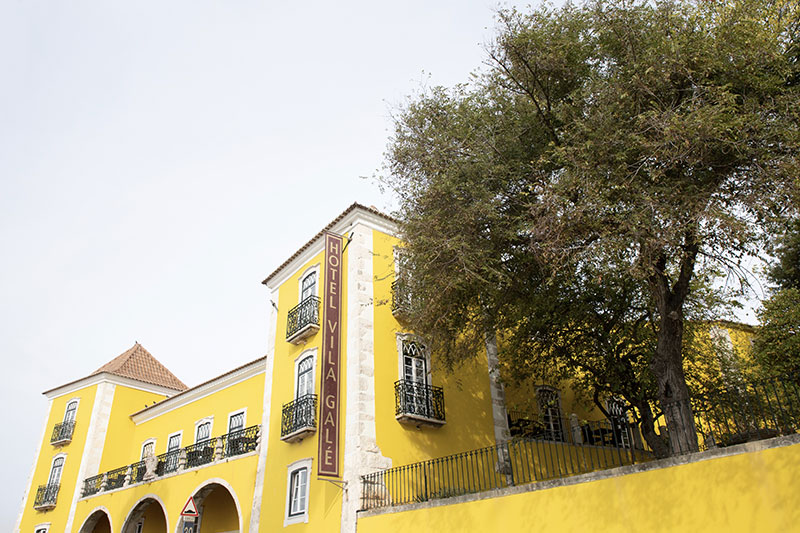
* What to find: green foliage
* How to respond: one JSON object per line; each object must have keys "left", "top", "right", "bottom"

{"left": 754, "top": 288, "right": 800, "bottom": 377}
{"left": 768, "top": 220, "right": 800, "bottom": 291}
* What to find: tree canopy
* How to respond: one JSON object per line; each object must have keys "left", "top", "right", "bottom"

{"left": 384, "top": 0, "right": 799, "bottom": 455}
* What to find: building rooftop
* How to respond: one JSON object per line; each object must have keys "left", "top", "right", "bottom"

{"left": 91, "top": 342, "right": 188, "bottom": 392}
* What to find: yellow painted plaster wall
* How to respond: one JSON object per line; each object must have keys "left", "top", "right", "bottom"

{"left": 18, "top": 384, "right": 98, "bottom": 533}
{"left": 258, "top": 247, "right": 349, "bottom": 532}
{"left": 358, "top": 441, "right": 800, "bottom": 533}
{"left": 372, "top": 230, "right": 497, "bottom": 466}
{"left": 199, "top": 486, "right": 239, "bottom": 533}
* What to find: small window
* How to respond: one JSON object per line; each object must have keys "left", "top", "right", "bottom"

{"left": 141, "top": 441, "right": 155, "bottom": 459}
{"left": 167, "top": 434, "right": 181, "bottom": 451}
{"left": 300, "top": 271, "right": 317, "bottom": 302}
{"left": 63, "top": 401, "right": 78, "bottom": 423}
{"left": 34, "top": 525, "right": 50, "bottom": 533}
{"left": 48, "top": 457, "right": 64, "bottom": 486}
{"left": 297, "top": 356, "right": 314, "bottom": 398}
{"left": 229, "top": 412, "right": 245, "bottom": 433}
{"left": 284, "top": 458, "right": 312, "bottom": 525}
{"left": 196, "top": 421, "right": 211, "bottom": 443}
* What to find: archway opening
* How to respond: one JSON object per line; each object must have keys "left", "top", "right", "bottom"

{"left": 123, "top": 497, "right": 168, "bottom": 533}
{"left": 78, "top": 510, "right": 111, "bottom": 533}
{"left": 192, "top": 483, "right": 240, "bottom": 533}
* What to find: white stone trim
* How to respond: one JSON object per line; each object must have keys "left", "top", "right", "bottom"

{"left": 395, "top": 333, "right": 432, "bottom": 385}
{"left": 64, "top": 382, "right": 116, "bottom": 533}
{"left": 131, "top": 360, "right": 265, "bottom": 423}
{"left": 265, "top": 207, "right": 399, "bottom": 290}
{"left": 341, "top": 223, "right": 392, "bottom": 533}
{"left": 284, "top": 458, "right": 313, "bottom": 526}
{"left": 248, "top": 288, "right": 278, "bottom": 533}
{"left": 44, "top": 373, "right": 179, "bottom": 400}
{"left": 13, "top": 400, "right": 52, "bottom": 533}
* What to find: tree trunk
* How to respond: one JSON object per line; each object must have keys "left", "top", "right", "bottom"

{"left": 635, "top": 401, "right": 670, "bottom": 459}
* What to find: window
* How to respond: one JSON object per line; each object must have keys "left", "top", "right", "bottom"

{"left": 297, "top": 356, "right": 314, "bottom": 398}
{"left": 63, "top": 401, "right": 78, "bottom": 423}
{"left": 606, "top": 397, "right": 631, "bottom": 448}
{"left": 33, "top": 524, "right": 50, "bottom": 533}
{"left": 196, "top": 421, "right": 211, "bottom": 443}
{"left": 402, "top": 339, "right": 428, "bottom": 385}
{"left": 284, "top": 458, "right": 312, "bottom": 525}
{"left": 167, "top": 433, "right": 181, "bottom": 451}
{"left": 48, "top": 457, "right": 64, "bottom": 487}
{"left": 300, "top": 270, "right": 317, "bottom": 302}
{"left": 229, "top": 411, "right": 245, "bottom": 433}
{"left": 536, "top": 387, "right": 564, "bottom": 441}
{"left": 141, "top": 441, "right": 155, "bottom": 459}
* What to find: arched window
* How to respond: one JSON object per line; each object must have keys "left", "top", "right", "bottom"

{"left": 196, "top": 421, "right": 211, "bottom": 443}
{"left": 48, "top": 457, "right": 64, "bottom": 487}
{"left": 296, "top": 356, "right": 314, "bottom": 398}
{"left": 141, "top": 441, "right": 155, "bottom": 459}
{"left": 300, "top": 271, "right": 316, "bottom": 302}
{"left": 63, "top": 401, "right": 77, "bottom": 423}
{"left": 402, "top": 339, "right": 427, "bottom": 385}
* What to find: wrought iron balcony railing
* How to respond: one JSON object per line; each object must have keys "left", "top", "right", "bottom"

{"left": 50, "top": 420, "right": 75, "bottom": 445}
{"left": 395, "top": 380, "right": 445, "bottom": 425}
{"left": 156, "top": 450, "right": 181, "bottom": 475}
{"left": 82, "top": 475, "right": 103, "bottom": 497}
{"left": 185, "top": 440, "right": 216, "bottom": 468}
{"left": 391, "top": 278, "right": 412, "bottom": 319}
{"left": 281, "top": 394, "right": 318, "bottom": 442}
{"left": 33, "top": 483, "right": 59, "bottom": 510}
{"left": 223, "top": 425, "right": 260, "bottom": 457}
{"left": 286, "top": 296, "right": 321, "bottom": 343}
{"left": 106, "top": 465, "right": 128, "bottom": 490}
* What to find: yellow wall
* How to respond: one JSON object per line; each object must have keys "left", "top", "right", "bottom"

{"left": 358, "top": 441, "right": 800, "bottom": 533}
{"left": 18, "top": 384, "right": 98, "bottom": 533}
{"left": 258, "top": 246, "right": 349, "bottom": 532}
{"left": 372, "top": 230, "right": 497, "bottom": 465}
{"left": 199, "top": 486, "right": 239, "bottom": 533}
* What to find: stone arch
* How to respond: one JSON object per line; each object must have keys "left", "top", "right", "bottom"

{"left": 77, "top": 506, "right": 113, "bottom": 533}
{"left": 122, "top": 494, "right": 170, "bottom": 533}
{"left": 176, "top": 478, "right": 242, "bottom": 533}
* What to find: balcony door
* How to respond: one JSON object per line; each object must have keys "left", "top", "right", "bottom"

{"left": 64, "top": 401, "right": 77, "bottom": 423}
{"left": 48, "top": 457, "right": 64, "bottom": 487}
{"left": 402, "top": 340, "right": 430, "bottom": 416}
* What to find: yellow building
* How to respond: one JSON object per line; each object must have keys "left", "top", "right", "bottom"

{"left": 15, "top": 203, "right": 770, "bottom": 533}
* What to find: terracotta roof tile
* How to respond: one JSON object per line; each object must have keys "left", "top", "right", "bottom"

{"left": 92, "top": 343, "right": 187, "bottom": 391}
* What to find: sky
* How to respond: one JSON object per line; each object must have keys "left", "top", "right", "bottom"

{"left": 0, "top": 0, "right": 556, "bottom": 528}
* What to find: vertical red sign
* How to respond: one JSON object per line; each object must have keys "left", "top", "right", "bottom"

{"left": 318, "top": 232, "right": 342, "bottom": 477}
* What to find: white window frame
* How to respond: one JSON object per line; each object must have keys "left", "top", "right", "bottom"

{"left": 194, "top": 417, "right": 214, "bottom": 443}
{"left": 47, "top": 454, "right": 67, "bottom": 486}
{"left": 293, "top": 348, "right": 317, "bottom": 399}
{"left": 63, "top": 398, "right": 80, "bottom": 422}
{"left": 227, "top": 409, "right": 247, "bottom": 433}
{"left": 395, "top": 334, "right": 431, "bottom": 385}
{"left": 166, "top": 431, "right": 183, "bottom": 451}
{"left": 33, "top": 523, "right": 50, "bottom": 533}
{"left": 284, "top": 457, "right": 312, "bottom": 526}
{"left": 298, "top": 264, "right": 320, "bottom": 303}
{"left": 140, "top": 439, "right": 157, "bottom": 459}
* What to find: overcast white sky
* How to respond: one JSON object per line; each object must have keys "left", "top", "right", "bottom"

{"left": 0, "top": 0, "right": 558, "bottom": 528}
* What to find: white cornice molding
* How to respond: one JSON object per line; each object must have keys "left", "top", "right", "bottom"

{"left": 265, "top": 208, "right": 398, "bottom": 291}
{"left": 130, "top": 359, "right": 266, "bottom": 424}
{"left": 43, "top": 373, "right": 182, "bottom": 400}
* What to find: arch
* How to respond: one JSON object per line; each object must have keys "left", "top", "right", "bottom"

{"left": 77, "top": 506, "right": 113, "bottom": 533}
{"left": 175, "top": 478, "right": 242, "bottom": 533}
{"left": 121, "top": 493, "right": 169, "bottom": 533}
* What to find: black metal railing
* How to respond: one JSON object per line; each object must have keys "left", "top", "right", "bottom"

{"left": 50, "top": 421, "right": 75, "bottom": 444}
{"left": 281, "top": 394, "right": 318, "bottom": 438}
{"left": 395, "top": 380, "right": 445, "bottom": 422}
{"left": 391, "top": 278, "right": 412, "bottom": 317}
{"left": 106, "top": 465, "right": 128, "bottom": 490}
{"left": 34, "top": 484, "right": 59, "bottom": 509}
{"left": 286, "top": 296, "right": 320, "bottom": 340}
{"left": 157, "top": 450, "right": 181, "bottom": 475}
{"left": 223, "top": 425, "right": 260, "bottom": 456}
{"left": 82, "top": 475, "right": 103, "bottom": 497}
{"left": 130, "top": 460, "right": 146, "bottom": 484}
{"left": 185, "top": 440, "right": 216, "bottom": 468}
{"left": 364, "top": 375, "right": 800, "bottom": 511}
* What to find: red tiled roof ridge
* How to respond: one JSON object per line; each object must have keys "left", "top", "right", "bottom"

{"left": 261, "top": 202, "right": 397, "bottom": 285}
{"left": 92, "top": 343, "right": 188, "bottom": 391}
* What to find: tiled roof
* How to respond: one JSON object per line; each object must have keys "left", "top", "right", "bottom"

{"left": 92, "top": 343, "right": 188, "bottom": 391}
{"left": 261, "top": 202, "right": 397, "bottom": 285}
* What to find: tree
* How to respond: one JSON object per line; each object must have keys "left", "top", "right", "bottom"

{"left": 768, "top": 219, "right": 800, "bottom": 290}
{"left": 753, "top": 288, "right": 800, "bottom": 378}
{"left": 384, "top": 0, "right": 799, "bottom": 455}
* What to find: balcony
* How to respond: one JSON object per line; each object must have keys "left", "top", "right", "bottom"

{"left": 394, "top": 380, "right": 445, "bottom": 426}
{"left": 286, "top": 296, "right": 321, "bottom": 344}
{"left": 50, "top": 421, "right": 75, "bottom": 445}
{"left": 281, "top": 394, "right": 317, "bottom": 442}
{"left": 391, "top": 279, "right": 411, "bottom": 320}
{"left": 33, "top": 483, "right": 59, "bottom": 510}
{"left": 80, "top": 425, "right": 260, "bottom": 499}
